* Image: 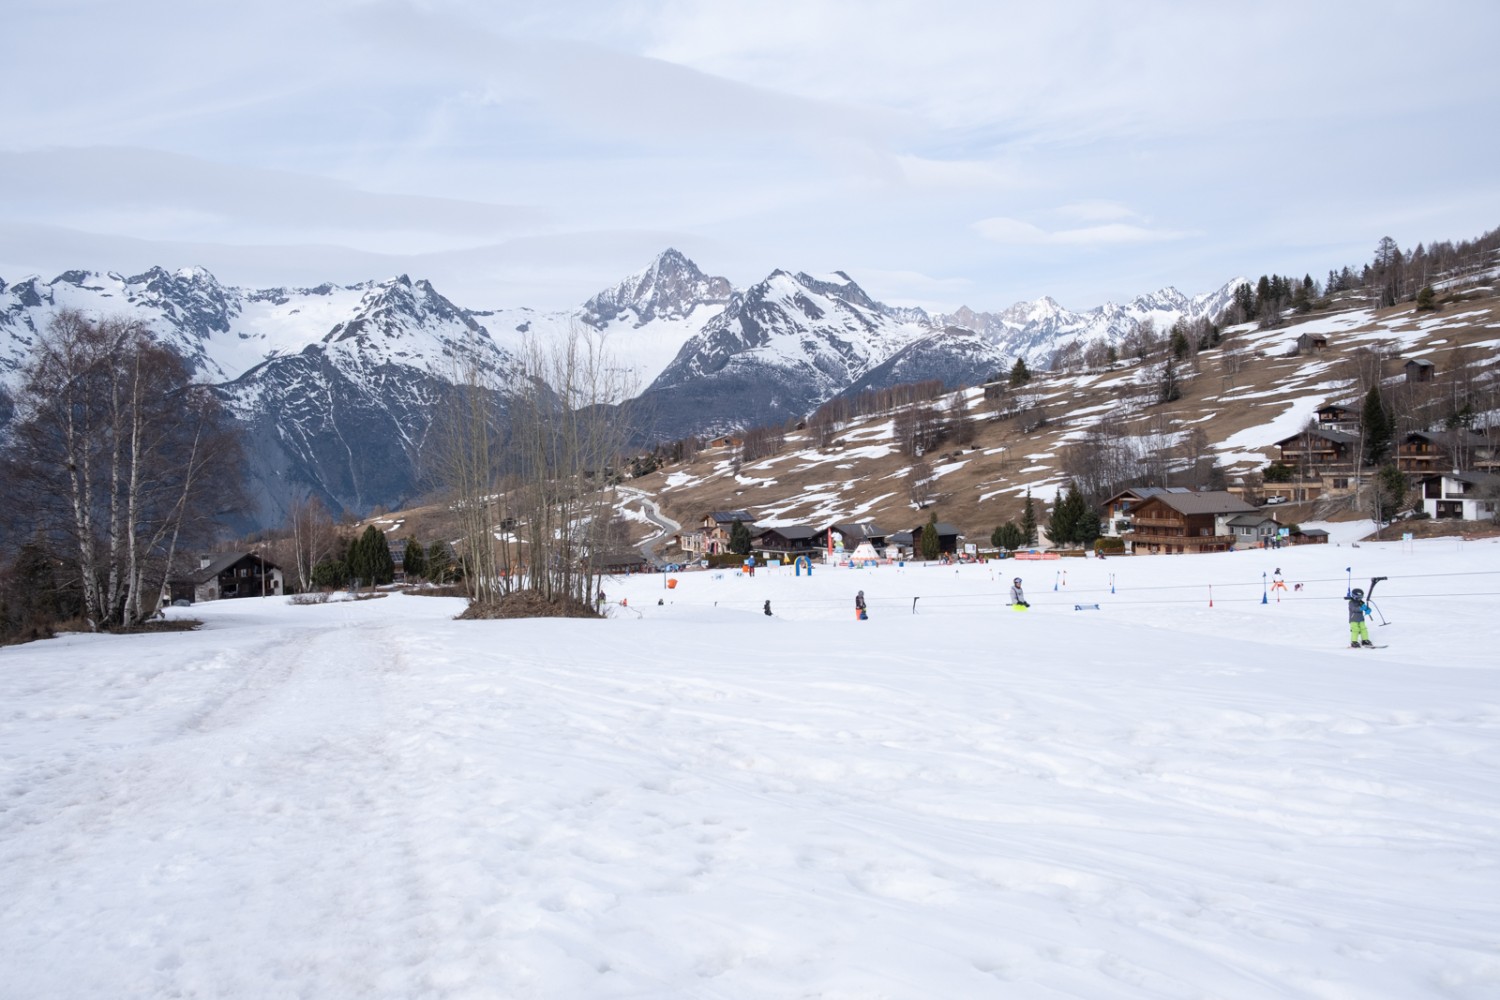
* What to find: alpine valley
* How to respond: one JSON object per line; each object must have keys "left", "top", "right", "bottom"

{"left": 0, "top": 250, "right": 1242, "bottom": 530}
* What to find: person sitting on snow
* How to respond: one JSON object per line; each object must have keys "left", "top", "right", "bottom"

{"left": 1009, "top": 577, "right": 1029, "bottom": 609}
{"left": 855, "top": 590, "right": 867, "bottom": 620}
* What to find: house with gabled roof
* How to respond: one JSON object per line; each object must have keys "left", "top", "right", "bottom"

{"left": 1225, "top": 512, "right": 1282, "bottom": 549}
{"left": 1100, "top": 486, "right": 1193, "bottom": 537}
{"left": 162, "top": 552, "right": 284, "bottom": 604}
{"left": 752, "top": 525, "right": 822, "bottom": 559}
{"left": 1314, "top": 403, "right": 1360, "bottom": 434}
{"left": 682, "top": 510, "right": 757, "bottom": 555}
{"left": 1123, "top": 490, "right": 1259, "bottom": 555}
{"left": 1417, "top": 471, "right": 1500, "bottom": 521}
{"left": 1397, "top": 429, "right": 1493, "bottom": 477}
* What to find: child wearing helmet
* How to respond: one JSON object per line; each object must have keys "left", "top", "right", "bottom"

{"left": 1347, "top": 588, "right": 1373, "bottom": 647}
{"left": 1009, "top": 577, "right": 1029, "bottom": 609}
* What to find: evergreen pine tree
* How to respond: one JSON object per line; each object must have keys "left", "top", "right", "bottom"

{"left": 920, "top": 514, "right": 940, "bottom": 560}
{"left": 1044, "top": 485, "right": 1077, "bottom": 546}
{"left": 1008, "top": 357, "right": 1032, "bottom": 387}
{"left": 728, "top": 519, "right": 752, "bottom": 556}
{"left": 991, "top": 521, "right": 1025, "bottom": 552}
{"left": 401, "top": 536, "right": 426, "bottom": 581}
{"left": 1361, "top": 386, "right": 1394, "bottom": 464}
{"left": 348, "top": 525, "right": 395, "bottom": 588}
{"left": 1021, "top": 489, "right": 1038, "bottom": 547}
{"left": 1158, "top": 357, "right": 1182, "bottom": 403}
{"left": 311, "top": 555, "right": 345, "bottom": 590}
{"left": 1415, "top": 285, "right": 1436, "bottom": 311}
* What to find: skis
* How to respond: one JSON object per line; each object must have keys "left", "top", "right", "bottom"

{"left": 1346, "top": 644, "right": 1388, "bottom": 649}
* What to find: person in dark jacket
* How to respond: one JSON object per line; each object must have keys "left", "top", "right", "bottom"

{"left": 855, "top": 590, "right": 867, "bottom": 620}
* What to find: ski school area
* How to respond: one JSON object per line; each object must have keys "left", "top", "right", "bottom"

{"left": 607, "top": 528, "right": 1488, "bottom": 650}
{"left": 2, "top": 526, "right": 1497, "bottom": 998}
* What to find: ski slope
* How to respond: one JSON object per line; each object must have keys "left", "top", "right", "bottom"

{"left": 2, "top": 533, "right": 1497, "bottom": 998}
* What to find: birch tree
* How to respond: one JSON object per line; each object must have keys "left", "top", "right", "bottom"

{"left": 6, "top": 311, "right": 244, "bottom": 628}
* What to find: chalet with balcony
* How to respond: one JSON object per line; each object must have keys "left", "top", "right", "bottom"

{"left": 894, "top": 521, "right": 963, "bottom": 556}
{"left": 1398, "top": 429, "right": 1494, "bottom": 476}
{"left": 1418, "top": 471, "right": 1500, "bottom": 521}
{"left": 1100, "top": 486, "right": 1192, "bottom": 537}
{"left": 163, "top": 552, "right": 284, "bottom": 604}
{"left": 1270, "top": 428, "right": 1361, "bottom": 500}
{"left": 680, "top": 510, "right": 756, "bottom": 555}
{"left": 752, "top": 525, "right": 823, "bottom": 559}
{"left": 1123, "top": 490, "right": 1260, "bottom": 554}
{"left": 1314, "top": 403, "right": 1360, "bottom": 434}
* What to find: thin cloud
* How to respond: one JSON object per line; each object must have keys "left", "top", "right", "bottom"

{"left": 972, "top": 216, "right": 1188, "bottom": 247}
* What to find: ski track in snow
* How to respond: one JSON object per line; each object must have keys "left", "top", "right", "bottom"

{"left": 2, "top": 538, "right": 1499, "bottom": 998}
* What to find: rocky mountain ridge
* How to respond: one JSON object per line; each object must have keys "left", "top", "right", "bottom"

{"left": 0, "top": 253, "right": 1244, "bottom": 529}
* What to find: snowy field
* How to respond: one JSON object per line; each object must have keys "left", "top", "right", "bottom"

{"left": 3, "top": 533, "right": 1499, "bottom": 999}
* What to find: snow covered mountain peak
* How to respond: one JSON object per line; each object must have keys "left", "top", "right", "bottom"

{"left": 582, "top": 247, "right": 732, "bottom": 328}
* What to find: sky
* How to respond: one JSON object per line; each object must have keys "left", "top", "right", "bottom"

{"left": 3, "top": 0, "right": 1499, "bottom": 314}
{"left": 3, "top": 532, "right": 1498, "bottom": 998}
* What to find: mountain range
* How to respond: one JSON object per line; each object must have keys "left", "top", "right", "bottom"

{"left": 0, "top": 252, "right": 1242, "bottom": 530}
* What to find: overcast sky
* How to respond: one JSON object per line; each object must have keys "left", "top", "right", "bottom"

{"left": 3, "top": 0, "right": 1497, "bottom": 313}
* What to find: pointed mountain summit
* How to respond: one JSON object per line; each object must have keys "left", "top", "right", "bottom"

{"left": 582, "top": 248, "right": 733, "bottom": 328}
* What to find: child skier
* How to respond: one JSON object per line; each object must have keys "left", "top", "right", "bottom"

{"left": 1009, "top": 577, "right": 1029, "bottom": 609}
{"left": 855, "top": 590, "right": 868, "bottom": 620}
{"left": 1347, "top": 588, "right": 1374, "bottom": 647}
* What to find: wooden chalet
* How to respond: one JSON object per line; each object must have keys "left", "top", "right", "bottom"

{"left": 751, "top": 525, "right": 822, "bottom": 559}
{"left": 1418, "top": 472, "right": 1500, "bottom": 521}
{"left": 1123, "top": 490, "right": 1260, "bottom": 555}
{"left": 1397, "top": 429, "right": 1494, "bottom": 476}
{"left": 1289, "top": 527, "right": 1329, "bottom": 545}
{"left": 1100, "top": 486, "right": 1193, "bottom": 537}
{"left": 888, "top": 521, "right": 963, "bottom": 556}
{"left": 681, "top": 510, "right": 756, "bottom": 555}
{"left": 591, "top": 551, "right": 651, "bottom": 574}
{"left": 163, "top": 552, "right": 284, "bottom": 604}
{"left": 1271, "top": 428, "right": 1361, "bottom": 500}
{"left": 1314, "top": 403, "right": 1360, "bottom": 434}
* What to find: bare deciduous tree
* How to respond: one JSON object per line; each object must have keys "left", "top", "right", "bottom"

{"left": 6, "top": 310, "right": 245, "bottom": 628}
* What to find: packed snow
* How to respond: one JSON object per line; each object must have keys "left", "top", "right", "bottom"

{"left": 2, "top": 535, "right": 1498, "bottom": 999}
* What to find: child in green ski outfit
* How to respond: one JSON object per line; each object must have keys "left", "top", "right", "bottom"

{"left": 1347, "top": 588, "right": 1373, "bottom": 648}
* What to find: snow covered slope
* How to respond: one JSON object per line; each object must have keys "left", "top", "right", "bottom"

{"left": 2, "top": 538, "right": 1496, "bottom": 998}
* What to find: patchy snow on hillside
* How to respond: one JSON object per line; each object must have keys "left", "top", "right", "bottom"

{"left": 2, "top": 538, "right": 1497, "bottom": 999}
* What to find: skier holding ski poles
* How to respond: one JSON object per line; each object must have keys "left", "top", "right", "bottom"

{"left": 1346, "top": 575, "right": 1388, "bottom": 648}
{"left": 1347, "top": 588, "right": 1374, "bottom": 648}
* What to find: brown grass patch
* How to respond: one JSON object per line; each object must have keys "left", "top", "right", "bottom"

{"left": 457, "top": 590, "right": 603, "bottom": 620}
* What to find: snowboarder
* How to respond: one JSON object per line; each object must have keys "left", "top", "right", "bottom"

{"left": 1009, "top": 577, "right": 1029, "bottom": 609}
{"left": 855, "top": 590, "right": 868, "bottom": 620}
{"left": 1347, "top": 587, "right": 1374, "bottom": 647}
